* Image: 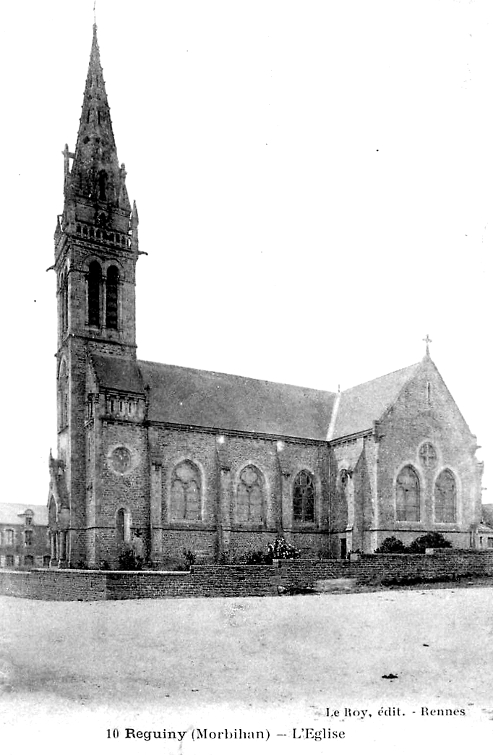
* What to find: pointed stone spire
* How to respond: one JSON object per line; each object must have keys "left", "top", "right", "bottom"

{"left": 54, "top": 215, "right": 62, "bottom": 243}
{"left": 131, "top": 200, "right": 139, "bottom": 251}
{"left": 66, "top": 23, "right": 130, "bottom": 215}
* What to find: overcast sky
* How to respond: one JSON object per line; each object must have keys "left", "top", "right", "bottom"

{"left": 0, "top": 0, "right": 491, "bottom": 503}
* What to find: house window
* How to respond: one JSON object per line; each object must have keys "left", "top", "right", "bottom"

{"left": 24, "top": 555, "right": 34, "bottom": 568}
{"left": 488, "top": 538, "right": 493, "bottom": 549}
{"left": 170, "top": 461, "right": 201, "bottom": 521}
{"left": 396, "top": 466, "right": 420, "bottom": 521}
{"left": 106, "top": 266, "right": 119, "bottom": 329}
{"left": 25, "top": 531, "right": 33, "bottom": 546}
{"left": 88, "top": 261, "right": 102, "bottom": 326}
{"left": 237, "top": 466, "right": 264, "bottom": 523}
{"left": 43, "top": 555, "right": 51, "bottom": 567}
{"left": 25, "top": 516, "right": 32, "bottom": 527}
{"left": 5, "top": 555, "right": 14, "bottom": 567}
{"left": 5, "top": 529, "right": 14, "bottom": 546}
{"left": 293, "top": 470, "right": 315, "bottom": 523}
{"left": 434, "top": 469, "right": 457, "bottom": 523}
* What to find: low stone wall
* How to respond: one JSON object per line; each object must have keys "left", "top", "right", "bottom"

{"left": 0, "top": 569, "right": 107, "bottom": 601}
{"left": 278, "top": 550, "right": 493, "bottom": 590}
{"left": 1, "top": 549, "right": 493, "bottom": 601}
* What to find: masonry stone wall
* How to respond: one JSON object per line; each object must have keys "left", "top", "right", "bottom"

{"left": 0, "top": 569, "right": 107, "bottom": 601}
{"left": 96, "top": 418, "right": 150, "bottom": 567}
{"left": 151, "top": 427, "right": 332, "bottom": 565}
{"left": 2, "top": 550, "right": 493, "bottom": 601}
{"left": 329, "top": 437, "right": 367, "bottom": 555}
{"left": 376, "top": 361, "right": 480, "bottom": 548}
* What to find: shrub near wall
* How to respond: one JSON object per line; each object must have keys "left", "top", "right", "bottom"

{"left": 277, "top": 550, "right": 493, "bottom": 591}
{"left": 1, "top": 550, "right": 493, "bottom": 601}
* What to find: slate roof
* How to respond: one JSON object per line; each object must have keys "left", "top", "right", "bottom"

{"left": 329, "top": 363, "right": 420, "bottom": 440}
{"left": 138, "top": 361, "right": 337, "bottom": 440}
{"left": 90, "top": 354, "right": 144, "bottom": 395}
{"left": 90, "top": 353, "right": 422, "bottom": 442}
{"left": 0, "top": 503, "right": 48, "bottom": 526}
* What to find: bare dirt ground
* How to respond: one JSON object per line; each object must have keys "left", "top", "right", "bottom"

{"left": 1, "top": 585, "right": 493, "bottom": 753}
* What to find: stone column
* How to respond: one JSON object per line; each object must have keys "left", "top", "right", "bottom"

{"left": 276, "top": 441, "right": 292, "bottom": 534}
{"left": 150, "top": 461, "right": 163, "bottom": 566}
{"left": 50, "top": 532, "right": 57, "bottom": 566}
{"left": 280, "top": 472, "right": 292, "bottom": 533}
{"left": 58, "top": 531, "right": 67, "bottom": 568}
{"left": 216, "top": 436, "right": 232, "bottom": 557}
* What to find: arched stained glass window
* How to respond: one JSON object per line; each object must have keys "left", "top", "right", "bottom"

{"left": 435, "top": 469, "right": 456, "bottom": 523}
{"left": 88, "top": 261, "right": 102, "bottom": 326}
{"left": 293, "top": 470, "right": 315, "bottom": 522}
{"left": 237, "top": 466, "right": 264, "bottom": 523}
{"left": 396, "top": 466, "right": 420, "bottom": 521}
{"left": 170, "top": 461, "right": 201, "bottom": 521}
{"left": 106, "top": 265, "right": 119, "bottom": 329}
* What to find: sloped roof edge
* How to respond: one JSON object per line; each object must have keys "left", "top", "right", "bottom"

{"left": 330, "top": 361, "right": 421, "bottom": 440}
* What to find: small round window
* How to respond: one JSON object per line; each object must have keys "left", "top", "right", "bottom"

{"left": 110, "top": 446, "right": 132, "bottom": 474}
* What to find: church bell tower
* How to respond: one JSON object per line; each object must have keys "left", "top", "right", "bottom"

{"left": 48, "top": 24, "right": 140, "bottom": 567}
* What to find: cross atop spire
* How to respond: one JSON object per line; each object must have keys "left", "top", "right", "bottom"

{"left": 423, "top": 334, "right": 432, "bottom": 356}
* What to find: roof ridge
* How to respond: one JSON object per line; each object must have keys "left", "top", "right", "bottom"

{"left": 138, "top": 359, "right": 337, "bottom": 396}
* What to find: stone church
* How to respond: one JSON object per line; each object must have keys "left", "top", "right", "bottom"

{"left": 47, "top": 25, "right": 484, "bottom": 568}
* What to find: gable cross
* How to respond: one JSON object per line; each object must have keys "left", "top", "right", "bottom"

{"left": 423, "top": 334, "right": 432, "bottom": 356}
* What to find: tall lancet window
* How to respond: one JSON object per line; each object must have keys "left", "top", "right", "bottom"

{"left": 237, "top": 466, "right": 264, "bottom": 523}
{"left": 88, "top": 261, "right": 102, "bottom": 327}
{"left": 435, "top": 469, "right": 457, "bottom": 523}
{"left": 60, "top": 271, "right": 68, "bottom": 334}
{"left": 116, "top": 508, "right": 126, "bottom": 544}
{"left": 293, "top": 470, "right": 315, "bottom": 522}
{"left": 170, "top": 461, "right": 202, "bottom": 521}
{"left": 396, "top": 466, "right": 420, "bottom": 521}
{"left": 106, "top": 266, "right": 119, "bottom": 330}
